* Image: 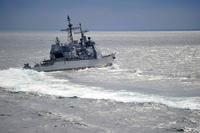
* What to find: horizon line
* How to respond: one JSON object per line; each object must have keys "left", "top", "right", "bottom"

{"left": 0, "top": 28, "right": 200, "bottom": 32}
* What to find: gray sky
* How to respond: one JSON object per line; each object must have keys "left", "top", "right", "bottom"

{"left": 0, "top": 0, "right": 200, "bottom": 30}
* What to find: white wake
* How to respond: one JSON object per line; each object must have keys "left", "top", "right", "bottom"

{"left": 0, "top": 68, "right": 200, "bottom": 110}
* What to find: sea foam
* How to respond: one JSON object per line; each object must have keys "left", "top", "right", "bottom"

{"left": 0, "top": 68, "right": 200, "bottom": 110}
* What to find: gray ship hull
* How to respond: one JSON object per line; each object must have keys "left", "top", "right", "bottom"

{"left": 33, "top": 53, "right": 115, "bottom": 72}
{"left": 23, "top": 16, "right": 116, "bottom": 72}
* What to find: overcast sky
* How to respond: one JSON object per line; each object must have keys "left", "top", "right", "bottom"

{"left": 0, "top": 0, "right": 200, "bottom": 30}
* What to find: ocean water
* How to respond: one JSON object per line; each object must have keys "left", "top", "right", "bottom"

{"left": 0, "top": 30, "right": 200, "bottom": 110}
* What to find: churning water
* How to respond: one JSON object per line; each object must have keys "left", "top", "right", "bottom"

{"left": 0, "top": 31, "right": 200, "bottom": 110}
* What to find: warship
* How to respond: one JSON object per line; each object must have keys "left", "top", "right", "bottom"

{"left": 23, "top": 16, "right": 116, "bottom": 72}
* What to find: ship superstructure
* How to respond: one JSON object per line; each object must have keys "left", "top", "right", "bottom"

{"left": 24, "top": 16, "right": 115, "bottom": 72}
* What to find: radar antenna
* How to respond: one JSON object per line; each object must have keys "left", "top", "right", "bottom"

{"left": 67, "top": 16, "right": 73, "bottom": 42}
{"left": 74, "top": 23, "right": 88, "bottom": 44}
{"left": 61, "top": 16, "right": 79, "bottom": 42}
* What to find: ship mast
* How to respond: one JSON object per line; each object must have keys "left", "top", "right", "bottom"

{"left": 79, "top": 23, "right": 84, "bottom": 39}
{"left": 61, "top": 16, "right": 79, "bottom": 42}
{"left": 78, "top": 23, "right": 89, "bottom": 44}
{"left": 67, "top": 16, "right": 73, "bottom": 42}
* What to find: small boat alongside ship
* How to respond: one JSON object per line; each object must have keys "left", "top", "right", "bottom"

{"left": 24, "top": 16, "right": 116, "bottom": 72}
